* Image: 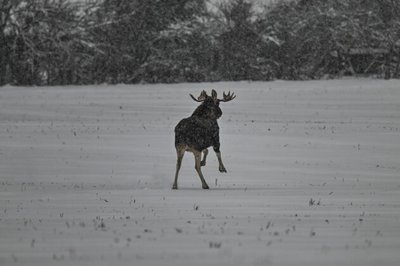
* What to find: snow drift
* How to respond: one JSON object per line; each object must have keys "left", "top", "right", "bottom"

{"left": 1, "top": 79, "right": 400, "bottom": 266}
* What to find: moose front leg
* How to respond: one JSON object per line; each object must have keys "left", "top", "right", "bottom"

{"left": 216, "top": 151, "right": 227, "bottom": 173}
{"left": 213, "top": 144, "right": 227, "bottom": 173}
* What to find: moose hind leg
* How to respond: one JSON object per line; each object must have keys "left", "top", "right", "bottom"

{"left": 172, "top": 146, "right": 185, "bottom": 189}
{"left": 194, "top": 150, "right": 209, "bottom": 189}
{"left": 200, "top": 149, "right": 208, "bottom": 167}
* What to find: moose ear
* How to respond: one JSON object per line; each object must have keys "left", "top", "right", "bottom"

{"left": 211, "top": 89, "right": 217, "bottom": 100}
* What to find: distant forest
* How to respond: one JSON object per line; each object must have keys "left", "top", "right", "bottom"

{"left": 1, "top": 0, "right": 399, "bottom": 86}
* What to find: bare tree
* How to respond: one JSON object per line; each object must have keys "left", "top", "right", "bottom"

{"left": 0, "top": 0, "right": 19, "bottom": 85}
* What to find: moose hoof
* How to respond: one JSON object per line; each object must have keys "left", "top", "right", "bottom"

{"left": 219, "top": 167, "right": 227, "bottom": 173}
{"left": 200, "top": 161, "right": 206, "bottom": 167}
{"left": 172, "top": 184, "right": 178, "bottom": 190}
{"left": 202, "top": 184, "right": 210, "bottom": 189}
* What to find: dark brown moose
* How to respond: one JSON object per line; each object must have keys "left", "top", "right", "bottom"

{"left": 173, "top": 90, "right": 236, "bottom": 189}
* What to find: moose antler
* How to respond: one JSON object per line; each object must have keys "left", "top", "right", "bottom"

{"left": 190, "top": 90, "right": 208, "bottom": 102}
{"left": 219, "top": 91, "right": 236, "bottom": 102}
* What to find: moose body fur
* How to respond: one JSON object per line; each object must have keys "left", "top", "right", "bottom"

{"left": 173, "top": 90, "right": 235, "bottom": 189}
{"left": 175, "top": 111, "right": 220, "bottom": 153}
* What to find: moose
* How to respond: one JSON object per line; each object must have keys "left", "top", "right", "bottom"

{"left": 173, "top": 89, "right": 236, "bottom": 189}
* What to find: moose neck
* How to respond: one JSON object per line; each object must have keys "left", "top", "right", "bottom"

{"left": 191, "top": 103, "right": 218, "bottom": 120}
{"left": 192, "top": 104, "right": 209, "bottom": 118}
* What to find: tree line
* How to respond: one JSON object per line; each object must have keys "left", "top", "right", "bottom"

{"left": 1, "top": 0, "right": 399, "bottom": 86}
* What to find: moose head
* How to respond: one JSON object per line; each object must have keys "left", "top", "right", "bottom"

{"left": 190, "top": 89, "right": 236, "bottom": 120}
{"left": 173, "top": 90, "right": 236, "bottom": 189}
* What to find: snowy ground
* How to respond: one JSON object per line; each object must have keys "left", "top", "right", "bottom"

{"left": 1, "top": 79, "right": 400, "bottom": 266}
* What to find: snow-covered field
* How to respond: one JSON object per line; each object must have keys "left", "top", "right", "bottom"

{"left": 1, "top": 79, "right": 400, "bottom": 266}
